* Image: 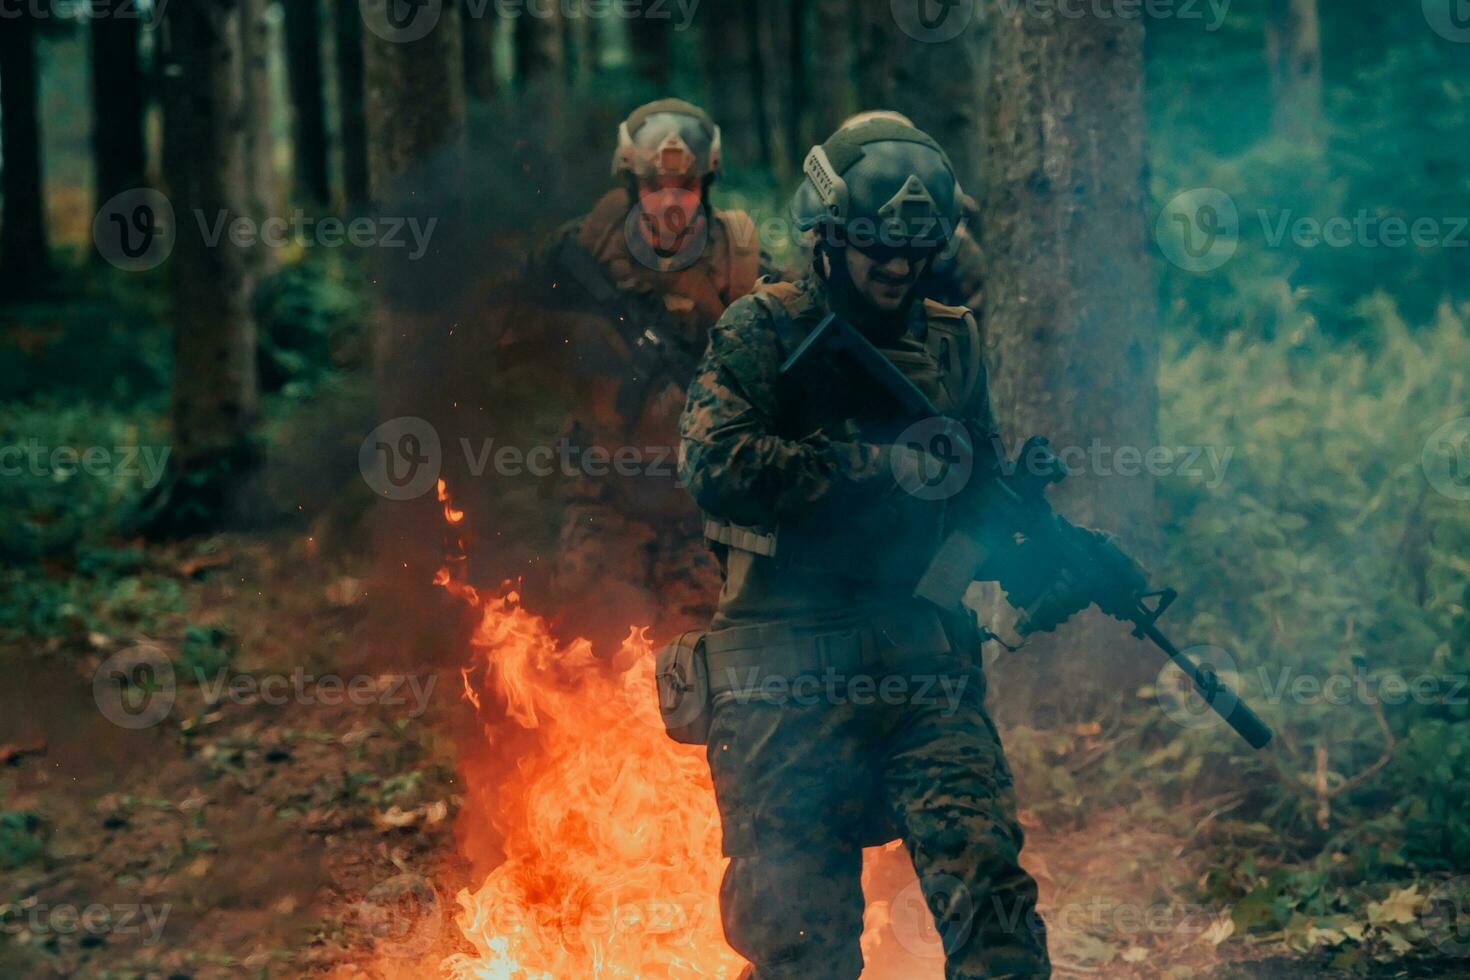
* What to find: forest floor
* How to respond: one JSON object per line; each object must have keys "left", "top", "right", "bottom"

{"left": 2, "top": 531, "right": 1466, "bottom": 979}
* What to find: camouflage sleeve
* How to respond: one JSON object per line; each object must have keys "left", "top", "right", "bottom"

{"left": 678, "top": 296, "right": 892, "bottom": 528}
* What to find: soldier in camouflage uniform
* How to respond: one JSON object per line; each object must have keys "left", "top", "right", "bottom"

{"left": 517, "top": 99, "right": 764, "bottom": 652}
{"left": 679, "top": 120, "right": 1061, "bottom": 978}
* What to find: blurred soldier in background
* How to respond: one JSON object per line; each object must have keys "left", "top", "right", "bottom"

{"left": 513, "top": 99, "right": 765, "bottom": 653}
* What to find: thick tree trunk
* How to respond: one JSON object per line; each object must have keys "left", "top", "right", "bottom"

{"left": 148, "top": 0, "right": 260, "bottom": 536}
{"left": 1266, "top": 0, "right": 1323, "bottom": 145}
{"left": 363, "top": 0, "right": 466, "bottom": 204}
{"left": 0, "top": 11, "right": 50, "bottom": 298}
{"left": 334, "top": 0, "right": 370, "bottom": 206}
{"left": 284, "top": 0, "right": 332, "bottom": 204}
{"left": 978, "top": 6, "right": 1160, "bottom": 722}
{"left": 461, "top": 0, "right": 499, "bottom": 101}
{"left": 239, "top": 0, "right": 278, "bottom": 273}
{"left": 806, "top": 0, "right": 851, "bottom": 143}
{"left": 700, "top": 0, "right": 763, "bottom": 171}
{"left": 89, "top": 1, "right": 148, "bottom": 215}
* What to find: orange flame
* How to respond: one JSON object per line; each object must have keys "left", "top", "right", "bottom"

{"left": 434, "top": 486, "right": 743, "bottom": 978}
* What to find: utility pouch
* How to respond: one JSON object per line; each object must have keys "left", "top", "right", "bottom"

{"left": 654, "top": 630, "right": 712, "bottom": 745}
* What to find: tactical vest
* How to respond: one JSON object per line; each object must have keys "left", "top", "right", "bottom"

{"left": 573, "top": 188, "right": 762, "bottom": 346}
{"left": 704, "top": 279, "right": 986, "bottom": 583}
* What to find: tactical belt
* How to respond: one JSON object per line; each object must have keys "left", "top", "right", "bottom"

{"left": 703, "top": 518, "right": 778, "bottom": 558}
{"left": 702, "top": 606, "right": 952, "bottom": 697}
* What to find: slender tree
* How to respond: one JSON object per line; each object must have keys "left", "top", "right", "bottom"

{"left": 145, "top": 0, "right": 260, "bottom": 536}
{"left": 978, "top": 4, "right": 1160, "bottom": 721}
{"left": 284, "top": 0, "right": 332, "bottom": 204}
{"left": 461, "top": 0, "right": 500, "bottom": 101}
{"left": 627, "top": 5, "right": 672, "bottom": 90}
{"left": 89, "top": 0, "right": 148, "bottom": 216}
{"left": 699, "top": 0, "right": 763, "bottom": 170}
{"left": 806, "top": 0, "right": 851, "bottom": 143}
{"left": 1266, "top": 0, "right": 1323, "bottom": 145}
{"left": 753, "top": 0, "right": 797, "bottom": 179}
{"left": 334, "top": 0, "right": 370, "bottom": 206}
{"left": 0, "top": 6, "right": 50, "bottom": 298}
{"left": 239, "top": 0, "right": 278, "bottom": 274}
{"left": 892, "top": 27, "right": 984, "bottom": 193}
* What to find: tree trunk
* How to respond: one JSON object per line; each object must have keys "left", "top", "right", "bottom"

{"left": 0, "top": 10, "right": 50, "bottom": 298}
{"left": 511, "top": 1, "right": 563, "bottom": 147}
{"left": 700, "top": 0, "right": 762, "bottom": 171}
{"left": 334, "top": 0, "right": 370, "bottom": 206}
{"left": 627, "top": 7, "right": 671, "bottom": 89}
{"left": 806, "top": 0, "right": 851, "bottom": 143}
{"left": 513, "top": 2, "right": 562, "bottom": 89}
{"left": 363, "top": 0, "right": 466, "bottom": 205}
{"left": 978, "top": 5, "right": 1160, "bottom": 723}
{"left": 239, "top": 0, "right": 278, "bottom": 274}
{"left": 753, "top": 0, "right": 796, "bottom": 179}
{"left": 892, "top": 25, "right": 984, "bottom": 194}
{"left": 147, "top": 0, "right": 260, "bottom": 536}
{"left": 89, "top": 1, "right": 148, "bottom": 216}
{"left": 284, "top": 0, "right": 332, "bottom": 204}
{"left": 461, "top": 0, "right": 499, "bottom": 101}
{"left": 1266, "top": 0, "right": 1323, "bottom": 145}
{"left": 855, "top": 0, "right": 894, "bottom": 109}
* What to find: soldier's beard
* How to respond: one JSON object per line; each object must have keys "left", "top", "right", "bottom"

{"left": 818, "top": 243, "right": 924, "bottom": 340}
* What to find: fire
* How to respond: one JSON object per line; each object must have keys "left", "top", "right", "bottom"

{"left": 434, "top": 486, "right": 743, "bottom": 978}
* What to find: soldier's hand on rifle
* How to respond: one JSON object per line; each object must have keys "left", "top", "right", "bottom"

{"left": 997, "top": 549, "right": 1092, "bottom": 635}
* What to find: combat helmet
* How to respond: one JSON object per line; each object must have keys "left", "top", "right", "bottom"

{"left": 612, "top": 98, "right": 723, "bottom": 183}
{"left": 792, "top": 119, "right": 963, "bottom": 252}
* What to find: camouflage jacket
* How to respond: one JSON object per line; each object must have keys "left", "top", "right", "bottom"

{"left": 679, "top": 276, "right": 995, "bottom": 626}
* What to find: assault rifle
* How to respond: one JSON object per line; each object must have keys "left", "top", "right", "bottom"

{"left": 780, "top": 312, "right": 1273, "bottom": 750}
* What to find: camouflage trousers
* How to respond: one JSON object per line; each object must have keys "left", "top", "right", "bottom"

{"left": 705, "top": 647, "right": 1050, "bottom": 979}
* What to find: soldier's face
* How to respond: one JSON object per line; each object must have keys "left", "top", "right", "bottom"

{"left": 844, "top": 247, "right": 924, "bottom": 313}
{"left": 635, "top": 177, "right": 704, "bottom": 256}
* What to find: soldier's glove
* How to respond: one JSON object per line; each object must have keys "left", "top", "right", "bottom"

{"left": 995, "top": 539, "right": 1092, "bottom": 636}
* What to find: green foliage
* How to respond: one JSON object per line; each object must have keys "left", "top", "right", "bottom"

{"left": 1157, "top": 297, "right": 1470, "bottom": 866}
{"left": 181, "top": 623, "right": 234, "bottom": 678}
{"left": 253, "top": 258, "right": 369, "bottom": 397}
{"left": 0, "top": 811, "right": 45, "bottom": 870}
{"left": 0, "top": 400, "right": 170, "bottom": 562}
